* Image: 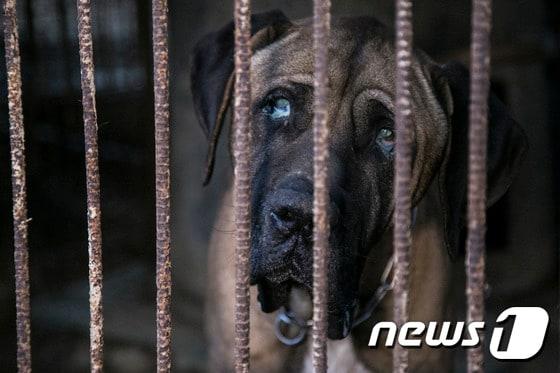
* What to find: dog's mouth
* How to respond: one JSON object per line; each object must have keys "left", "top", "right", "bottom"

{"left": 251, "top": 250, "right": 312, "bottom": 314}
{"left": 255, "top": 278, "right": 293, "bottom": 313}
{"left": 251, "top": 240, "right": 359, "bottom": 340}
{"left": 255, "top": 277, "right": 357, "bottom": 340}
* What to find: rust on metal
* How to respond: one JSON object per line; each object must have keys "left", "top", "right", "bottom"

{"left": 232, "top": 0, "right": 252, "bottom": 371}
{"left": 152, "top": 0, "right": 172, "bottom": 371}
{"left": 392, "top": 0, "right": 414, "bottom": 372}
{"left": 466, "top": 0, "right": 492, "bottom": 372}
{"left": 3, "top": 0, "right": 32, "bottom": 371}
{"left": 76, "top": 0, "right": 104, "bottom": 371}
{"left": 311, "top": 0, "right": 331, "bottom": 372}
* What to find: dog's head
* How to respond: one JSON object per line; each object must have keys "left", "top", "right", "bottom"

{"left": 191, "top": 11, "right": 527, "bottom": 339}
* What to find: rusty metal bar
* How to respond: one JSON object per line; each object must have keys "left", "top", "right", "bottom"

{"left": 311, "top": 0, "right": 331, "bottom": 372}
{"left": 392, "top": 0, "right": 414, "bottom": 372}
{"left": 76, "top": 0, "right": 104, "bottom": 371}
{"left": 3, "top": 1, "right": 32, "bottom": 371}
{"left": 466, "top": 0, "right": 492, "bottom": 372}
{"left": 152, "top": 0, "right": 172, "bottom": 371}
{"left": 232, "top": 0, "right": 252, "bottom": 371}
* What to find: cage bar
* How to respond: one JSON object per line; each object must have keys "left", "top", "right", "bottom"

{"left": 152, "top": 0, "right": 172, "bottom": 371}
{"left": 392, "top": 0, "right": 414, "bottom": 372}
{"left": 311, "top": 0, "right": 331, "bottom": 372}
{"left": 76, "top": 1, "right": 104, "bottom": 371}
{"left": 232, "top": 0, "right": 252, "bottom": 372}
{"left": 466, "top": 0, "right": 492, "bottom": 372}
{"left": 3, "top": 0, "right": 32, "bottom": 371}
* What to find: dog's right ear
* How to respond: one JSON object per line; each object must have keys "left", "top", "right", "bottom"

{"left": 191, "top": 10, "right": 292, "bottom": 185}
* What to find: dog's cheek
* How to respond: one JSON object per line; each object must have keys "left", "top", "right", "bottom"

{"left": 356, "top": 177, "right": 382, "bottom": 250}
{"left": 367, "top": 164, "right": 394, "bottom": 241}
{"left": 330, "top": 240, "right": 359, "bottom": 299}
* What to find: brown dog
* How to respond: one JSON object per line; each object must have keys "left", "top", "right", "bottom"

{"left": 191, "top": 11, "right": 527, "bottom": 372}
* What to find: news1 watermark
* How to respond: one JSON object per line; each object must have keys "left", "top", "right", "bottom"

{"left": 368, "top": 307, "right": 549, "bottom": 360}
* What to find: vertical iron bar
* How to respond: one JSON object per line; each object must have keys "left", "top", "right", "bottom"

{"left": 3, "top": 1, "right": 31, "bottom": 371}
{"left": 311, "top": 0, "right": 330, "bottom": 372}
{"left": 76, "top": 1, "right": 103, "bottom": 371}
{"left": 232, "top": 0, "right": 252, "bottom": 371}
{"left": 152, "top": 0, "right": 172, "bottom": 371}
{"left": 393, "top": 0, "right": 414, "bottom": 372}
{"left": 466, "top": 0, "right": 491, "bottom": 372}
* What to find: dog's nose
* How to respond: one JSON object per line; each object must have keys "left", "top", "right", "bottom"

{"left": 266, "top": 176, "right": 342, "bottom": 240}
{"left": 267, "top": 177, "right": 313, "bottom": 239}
{"left": 270, "top": 205, "right": 312, "bottom": 238}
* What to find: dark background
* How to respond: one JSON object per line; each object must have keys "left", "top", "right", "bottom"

{"left": 0, "top": 0, "right": 558, "bottom": 371}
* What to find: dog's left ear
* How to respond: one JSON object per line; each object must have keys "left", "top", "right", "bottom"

{"left": 433, "top": 62, "right": 528, "bottom": 259}
{"left": 191, "top": 10, "right": 292, "bottom": 185}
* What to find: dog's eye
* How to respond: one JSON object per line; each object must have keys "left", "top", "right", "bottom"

{"left": 376, "top": 127, "right": 395, "bottom": 154}
{"left": 263, "top": 97, "right": 291, "bottom": 120}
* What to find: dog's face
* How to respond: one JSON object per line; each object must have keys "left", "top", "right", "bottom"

{"left": 246, "top": 18, "right": 449, "bottom": 338}
{"left": 191, "top": 12, "right": 527, "bottom": 339}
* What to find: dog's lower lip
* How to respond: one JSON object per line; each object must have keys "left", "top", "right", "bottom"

{"left": 257, "top": 280, "right": 290, "bottom": 313}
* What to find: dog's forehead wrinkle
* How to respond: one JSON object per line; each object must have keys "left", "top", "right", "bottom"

{"left": 252, "top": 29, "right": 312, "bottom": 81}
{"left": 355, "top": 88, "right": 394, "bottom": 112}
{"left": 252, "top": 30, "right": 302, "bottom": 66}
{"left": 252, "top": 19, "right": 391, "bottom": 96}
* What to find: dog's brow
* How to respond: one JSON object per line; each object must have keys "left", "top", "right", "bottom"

{"left": 267, "top": 74, "right": 314, "bottom": 87}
